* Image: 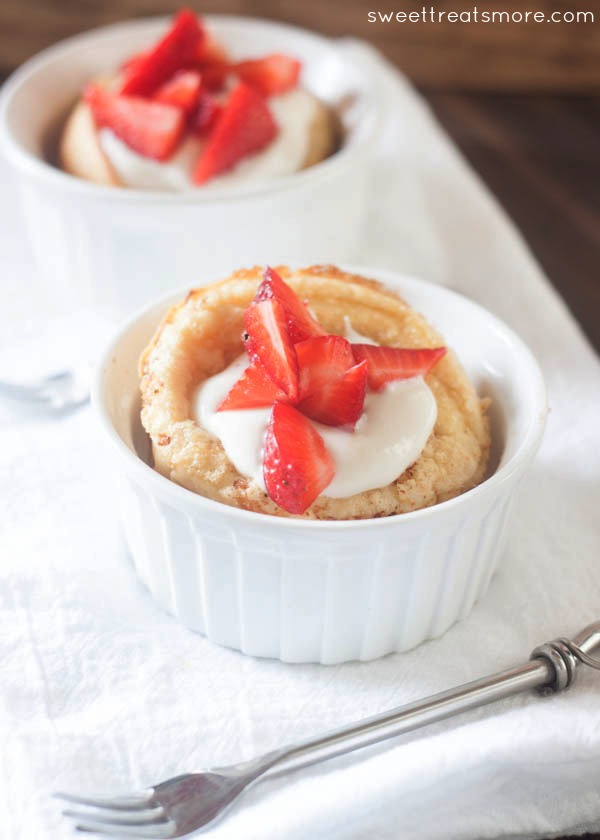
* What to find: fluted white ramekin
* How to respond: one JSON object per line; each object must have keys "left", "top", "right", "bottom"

{"left": 94, "top": 268, "right": 547, "bottom": 664}
{"left": 0, "top": 17, "right": 378, "bottom": 317}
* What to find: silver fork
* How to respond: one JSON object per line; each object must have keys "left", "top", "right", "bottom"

{"left": 57, "top": 621, "right": 600, "bottom": 838}
{"left": 0, "top": 366, "right": 90, "bottom": 412}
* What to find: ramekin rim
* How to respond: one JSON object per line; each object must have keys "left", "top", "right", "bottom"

{"left": 93, "top": 266, "right": 548, "bottom": 531}
{"left": 0, "top": 14, "right": 381, "bottom": 205}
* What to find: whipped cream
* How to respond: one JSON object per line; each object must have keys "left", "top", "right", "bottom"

{"left": 193, "top": 351, "right": 437, "bottom": 500}
{"left": 99, "top": 88, "right": 321, "bottom": 191}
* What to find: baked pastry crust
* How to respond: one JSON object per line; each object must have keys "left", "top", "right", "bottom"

{"left": 59, "top": 90, "right": 338, "bottom": 189}
{"left": 60, "top": 99, "right": 122, "bottom": 186}
{"left": 140, "top": 266, "right": 491, "bottom": 520}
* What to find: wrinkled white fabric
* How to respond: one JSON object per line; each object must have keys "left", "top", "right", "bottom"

{"left": 0, "top": 42, "right": 599, "bottom": 840}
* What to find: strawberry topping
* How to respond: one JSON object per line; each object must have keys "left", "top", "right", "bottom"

{"left": 84, "top": 84, "right": 185, "bottom": 161}
{"left": 192, "top": 82, "right": 278, "bottom": 184}
{"left": 191, "top": 31, "right": 230, "bottom": 68}
{"left": 263, "top": 402, "right": 335, "bottom": 514}
{"left": 198, "top": 63, "right": 230, "bottom": 92}
{"left": 199, "top": 271, "right": 447, "bottom": 513}
{"left": 217, "top": 361, "right": 288, "bottom": 411}
{"left": 96, "top": 19, "right": 305, "bottom": 167}
{"left": 119, "top": 50, "right": 149, "bottom": 77}
{"left": 153, "top": 70, "right": 202, "bottom": 114}
{"left": 296, "top": 335, "right": 368, "bottom": 428}
{"left": 120, "top": 9, "right": 205, "bottom": 97}
{"left": 351, "top": 345, "right": 447, "bottom": 391}
{"left": 190, "top": 90, "right": 223, "bottom": 135}
{"left": 233, "top": 54, "right": 301, "bottom": 96}
{"left": 243, "top": 298, "right": 299, "bottom": 401}
{"left": 254, "top": 267, "right": 326, "bottom": 343}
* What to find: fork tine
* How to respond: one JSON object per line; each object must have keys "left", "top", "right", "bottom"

{"left": 71, "top": 817, "right": 176, "bottom": 838}
{"left": 55, "top": 791, "right": 153, "bottom": 810}
{"left": 62, "top": 806, "right": 166, "bottom": 826}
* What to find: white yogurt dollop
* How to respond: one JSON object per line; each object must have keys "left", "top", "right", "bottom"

{"left": 99, "top": 88, "right": 322, "bottom": 191}
{"left": 194, "top": 351, "right": 437, "bottom": 499}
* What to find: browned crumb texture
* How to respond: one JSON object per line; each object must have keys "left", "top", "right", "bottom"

{"left": 139, "top": 266, "right": 491, "bottom": 520}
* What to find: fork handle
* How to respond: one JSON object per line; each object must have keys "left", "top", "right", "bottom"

{"left": 269, "top": 622, "right": 600, "bottom": 776}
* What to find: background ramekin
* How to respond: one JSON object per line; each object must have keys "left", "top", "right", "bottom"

{"left": 0, "top": 16, "right": 379, "bottom": 317}
{"left": 94, "top": 267, "right": 547, "bottom": 664}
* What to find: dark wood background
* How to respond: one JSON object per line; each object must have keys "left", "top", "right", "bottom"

{"left": 2, "top": 0, "right": 600, "bottom": 91}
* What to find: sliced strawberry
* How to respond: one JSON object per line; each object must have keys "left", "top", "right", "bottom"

{"left": 119, "top": 49, "right": 149, "bottom": 77}
{"left": 190, "top": 89, "right": 223, "bottom": 135}
{"left": 120, "top": 9, "right": 204, "bottom": 97}
{"left": 244, "top": 298, "right": 298, "bottom": 400}
{"left": 191, "top": 31, "right": 230, "bottom": 67}
{"left": 296, "top": 335, "right": 355, "bottom": 393}
{"left": 198, "top": 63, "right": 230, "bottom": 92}
{"left": 153, "top": 70, "right": 202, "bottom": 114}
{"left": 351, "top": 344, "right": 447, "bottom": 391}
{"left": 263, "top": 402, "right": 335, "bottom": 514}
{"left": 254, "top": 267, "right": 326, "bottom": 343}
{"left": 296, "top": 335, "right": 366, "bottom": 428}
{"left": 217, "top": 361, "right": 288, "bottom": 411}
{"left": 192, "top": 82, "right": 277, "bottom": 184}
{"left": 233, "top": 54, "right": 301, "bottom": 96}
{"left": 84, "top": 84, "right": 185, "bottom": 161}
{"left": 301, "top": 360, "right": 367, "bottom": 429}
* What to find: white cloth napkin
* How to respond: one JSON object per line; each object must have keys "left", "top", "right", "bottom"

{"left": 1, "top": 42, "right": 599, "bottom": 840}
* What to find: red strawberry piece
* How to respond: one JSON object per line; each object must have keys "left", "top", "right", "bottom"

{"left": 192, "top": 82, "right": 277, "bottom": 184}
{"left": 296, "top": 335, "right": 355, "bottom": 393}
{"left": 190, "top": 33, "right": 231, "bottom": 91}
{"left": 120, "top": 9, "right": 204, "bottom": 97}
{"left": 351, "top": 345, "right": 447, "bottom": 391}
{"left": 300, "top": 360, "right": 368, "bottom": 429}
{"left": 263, "top": 402, "right": 335, "bottom": 514}
{"left": 244, "top": 298, "right": 298, "bottom": 400}
{"left": 191, "top": 32, "right": 230, "bottom": 68}
{"left": 198, "top": 63, "right": 230, "bottom": 92}
{"left": 217, "top": 361, "right": 288, "bottom": 411}
{"left": 254, "top": 267, "right": 326, "bottom": 343}
{"left": 296, "top": 335, "right": 367, "bottom": 428}
{"left": 84, "top": 84, "right": 185, "bottom": 161}
{"left": 153, "top": 70, "right": 202, "bottom": 114}
{"left": 233, "top": 54, "right": 301, "bottom": 96}
{"left": 190, "top": 90, "right": 223, "bottom": 135}
{"left": 119, "top": 49, "right": 149, "bottom": 77}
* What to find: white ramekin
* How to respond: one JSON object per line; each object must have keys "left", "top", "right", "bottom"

{"left": 94, "top": 268, "right": 547, "bottom": 664}
{"left": 0, "top": 17, "right": 379, "bottom": 317}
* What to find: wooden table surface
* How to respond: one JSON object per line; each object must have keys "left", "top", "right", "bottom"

{"left": 424, "top": 92, "right": 600, "bottom": 352}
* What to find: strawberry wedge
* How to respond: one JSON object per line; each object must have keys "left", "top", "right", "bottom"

{"left": 217, "top": 362, "right": 288, "bottom": 411}
{"left": 296, "top": 335, "right": 367, "bottom": 428}
{"left": 120, "top": 9, "right": 204, "bottom": 96}
{"left": 263, "top": 402, "right": 335, "bottom": 514}
{"left": 190, "top": 90, "right": 223, "bottom": 135}
{"left": 192, "top": 82, "right": 277, "bottom": 184}
{"left": 244, "top": 298, "right": 299, "bottom": 400}
{"left": 255, "top": 267, "right": 326, "bottom": 343}
{"left": 351, "top": 345, "right": 447, "bottom": 391}
{"left": 84, "top": 85, "right": 185, "bottom": 161}
{"left": 153, "top": 70, "right": 202, "bottom": 114}
{"left": 300, "top": 360, "right": 368, "bottom": 429}
{"left": 233, "top": 54, "right": 301, "bottom": 96}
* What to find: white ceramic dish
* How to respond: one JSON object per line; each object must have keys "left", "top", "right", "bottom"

{"left": 0, "top": 16, "right": 379, "bottom": 317}
{"left": 94, "top": 267, "right": 547, "bottom": 664}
